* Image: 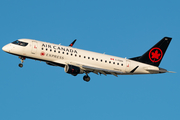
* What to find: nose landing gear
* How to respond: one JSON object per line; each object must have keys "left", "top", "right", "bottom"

{"left": 18, "top": 56, "right": 26, "bottom": 68}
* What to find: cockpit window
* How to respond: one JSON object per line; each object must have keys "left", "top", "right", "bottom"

{"left": 12, "top": 40, "right": 28, "bottom": 46}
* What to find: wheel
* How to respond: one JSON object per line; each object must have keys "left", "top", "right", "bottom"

{"left": 83, "top": 75, "right": 90, "bottom": 82}
{"left": 19, "top": 63, "right": 23, "bottom": 68}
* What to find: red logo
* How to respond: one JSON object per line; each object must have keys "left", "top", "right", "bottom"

{"left": 40, "top": 52, "right": 45, "bottom": 56}
{"left": 70, "top": 44, "right": 73, "bottom": 47}
{"left": 110, "top": 58, "right": 114, "bottom": 60}
{"left": 71, "top": 69, "right": 74, "bottom": 73}
{"left": 149, "top": 47, "right": 163, "bottom": 62}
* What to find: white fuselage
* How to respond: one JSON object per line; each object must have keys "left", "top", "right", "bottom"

{"left": 2, "top": 39, "right": 160, "bottom": 75}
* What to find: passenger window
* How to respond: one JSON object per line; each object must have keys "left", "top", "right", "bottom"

{"left": 113, "top": 62, "right": 115, "bottom": 64}
{"left": 117, "top": 63, "right": 119, "bottom": 65}
{"left": 92, "top": 58, "right": 94, "bottom": 60}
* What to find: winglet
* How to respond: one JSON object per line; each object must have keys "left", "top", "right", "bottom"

{"left": 69, "top": 39, "right": 77, "bottom": 47}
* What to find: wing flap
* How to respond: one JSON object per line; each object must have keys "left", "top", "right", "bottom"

{"left": 82, "top": 65, "right": 122, "bottom": 74}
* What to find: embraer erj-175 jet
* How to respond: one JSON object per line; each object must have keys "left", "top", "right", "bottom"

{"left": 2, "top": 37, "right": 173, "bottom": 82}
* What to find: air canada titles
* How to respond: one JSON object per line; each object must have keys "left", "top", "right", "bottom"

{"left": 42, "top": 43, "right": 78, "bottom": 54}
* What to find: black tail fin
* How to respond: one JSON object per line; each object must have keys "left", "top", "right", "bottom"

{"left": 130, "top": 37, "right": 172, "bottom": 67}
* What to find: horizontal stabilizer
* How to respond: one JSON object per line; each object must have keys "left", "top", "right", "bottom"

{"left": 145, "top": 67, "right": 175, "bottom": 73}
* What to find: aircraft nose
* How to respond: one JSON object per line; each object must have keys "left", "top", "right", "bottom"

{"left": 2, "top": 45, "right": 9, "bottom": 52}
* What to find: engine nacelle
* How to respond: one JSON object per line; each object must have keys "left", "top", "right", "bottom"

{"left": 64, "top": 65, "right": 84, "bottom": 76}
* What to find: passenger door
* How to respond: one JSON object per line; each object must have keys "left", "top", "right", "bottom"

{"left": 125, "top": 60, "right": 131, "bottom": 73}
{"left": 31, "top": 41, "right": 38, "bottom": 54}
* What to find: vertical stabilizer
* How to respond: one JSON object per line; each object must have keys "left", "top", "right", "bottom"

{"left": 131, "top": 37, "right": 172, "bottom": 66}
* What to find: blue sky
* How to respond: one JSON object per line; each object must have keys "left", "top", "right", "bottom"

{"left": 0, "top": 0, "right": 180, "bottom": 120}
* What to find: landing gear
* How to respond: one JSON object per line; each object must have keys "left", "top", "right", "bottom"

{"left": 18, "top": 56, "right": 26, "bottom": 68}
{"left": 19, "top": 63, "right": 23, "bottom": 68}
{"left": 83, "top": 75, "right": 90, "bottom": 82}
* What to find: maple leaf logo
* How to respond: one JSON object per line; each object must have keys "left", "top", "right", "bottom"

{"left": 149, "top": 48, "right": 163, "bottom": 63}
{"left": 40, "top": 52, "right": 45, "bottom": 56}
{"left": 151, "top": 50, "right": 160, "bottom": 59}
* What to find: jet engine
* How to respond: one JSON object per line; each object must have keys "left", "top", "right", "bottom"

{"left": 64, "top": 65, "right": 84, "bottom": 76}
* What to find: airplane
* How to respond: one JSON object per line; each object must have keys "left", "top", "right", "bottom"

{"left": 2, "top": 37, "right": 173, "bottom": 82}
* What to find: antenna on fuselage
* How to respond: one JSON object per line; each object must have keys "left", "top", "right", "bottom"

{"left": 69, "top": 39, "right": 77, "bottom": 47}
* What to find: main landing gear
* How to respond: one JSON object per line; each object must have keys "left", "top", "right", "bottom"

{"left": 18, "top": 56, "right": 26, "bottom": 68}
{"left": 83, "top": 73, "right": 90, "bottom": 82}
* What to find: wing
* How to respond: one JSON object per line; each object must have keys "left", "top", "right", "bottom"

{"left": 66, "top": 62, "right": 123, "bottom": 77}
{"left": 46, "top": 59, "right": 123, "bottom": 77}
